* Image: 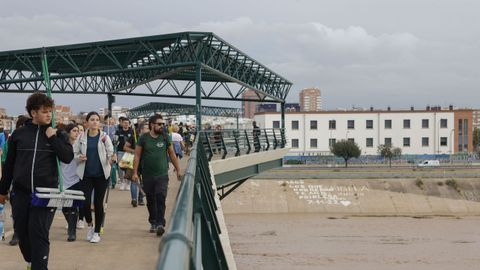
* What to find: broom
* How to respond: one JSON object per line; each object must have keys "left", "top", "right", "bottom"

{"left": 31, "top": 49, "right": 85, "bottom": 208}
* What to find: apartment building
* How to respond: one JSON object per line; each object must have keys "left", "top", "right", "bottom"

{"left": 255, "top": 108, "right": 473, "bottom": 156}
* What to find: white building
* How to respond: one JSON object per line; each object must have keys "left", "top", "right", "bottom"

{"left": 255, "top": 109, "right": 473, "bottom": 156}
{"left": 99, "top": 106, "right": 129, "bottom": 120}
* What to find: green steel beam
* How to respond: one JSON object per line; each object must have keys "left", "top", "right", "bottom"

{"left": 213, "top": 158, "right": 284, "bottom": 187}
{"left": 0, "top": 32, "right": 292, "bottom": 103}
{"left": 127, "top": 102, "right": 242, "bottom": 118}
{"left": 195, "top": 64, "right": 202, "bottom": 130}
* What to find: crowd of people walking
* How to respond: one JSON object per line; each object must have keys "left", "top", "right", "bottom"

{"left": 0, "top": 93, "right": 196, "bottom": 270}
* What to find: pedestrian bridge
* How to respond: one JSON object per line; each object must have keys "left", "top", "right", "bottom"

{"left": 157, "top": 128, "right": 289, "bottom": 270}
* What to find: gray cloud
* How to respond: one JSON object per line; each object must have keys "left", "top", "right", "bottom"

{"left": 1, "top": 7, "right": 479, "bottom": 115}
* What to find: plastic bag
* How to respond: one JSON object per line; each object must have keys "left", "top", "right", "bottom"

{"left": 118, "top": 152, "right": 134, "bottom": 169}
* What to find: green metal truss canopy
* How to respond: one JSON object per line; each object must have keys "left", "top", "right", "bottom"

{"left": 127, "top": 102, "right": 242, "bottom": 118}
{"left": 0, "top": 32, "right": 292, "bottom": 102}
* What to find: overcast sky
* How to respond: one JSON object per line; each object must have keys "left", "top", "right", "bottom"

{"left": 1, "top": 0, "right": 480, "bottom": 115}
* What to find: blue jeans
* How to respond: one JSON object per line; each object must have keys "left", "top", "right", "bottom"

{"left": 130, "top": 181, "right": 137, "bottom": 200}
{"left": 130, "top": 181, "right": 144, "bottom": 202}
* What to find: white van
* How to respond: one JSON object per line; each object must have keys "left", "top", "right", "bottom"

{"left": 417, "top": 160, "right": 440, "bottom": 167}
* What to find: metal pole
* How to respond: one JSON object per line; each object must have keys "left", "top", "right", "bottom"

{"left": 281, "top": 102, "right": 286, "bottom": 148}
{"left": 107, "top": 93, "right": 115, "bottom": 116}
{"left": 195, "top": 64, "right": 202, "bottom": 130}
{"left": 236, "top": 114, "right": 239, "bottom": 130}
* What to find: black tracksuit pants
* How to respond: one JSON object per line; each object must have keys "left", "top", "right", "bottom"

{"left": 11, "top": 188, "right": 56, "bottom": 270}
{"left": 82, "top": 176, "right": 108, "bottom": 233}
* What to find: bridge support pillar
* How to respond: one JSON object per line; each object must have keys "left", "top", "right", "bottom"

{"left": 195, "top": 64, "right": 202, "bottom": 130}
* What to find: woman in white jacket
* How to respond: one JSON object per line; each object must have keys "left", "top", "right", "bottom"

{"left": 74, "top": 111, "right": 115, "bottom": 243}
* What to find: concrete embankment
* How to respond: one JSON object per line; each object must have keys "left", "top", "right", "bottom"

{"left": 221, "top": 178, "right": 480, "bottom": 216}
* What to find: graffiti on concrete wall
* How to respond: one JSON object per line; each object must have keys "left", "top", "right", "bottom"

{"left": 287, "top": 180, "right": 369, "bottom": 206}
{"left": 463, "top": 191, "right": 480, "bottom": 202}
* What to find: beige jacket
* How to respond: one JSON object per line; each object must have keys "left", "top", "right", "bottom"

{"left": 73, "top": 130, "right": 114, "bottom": 180}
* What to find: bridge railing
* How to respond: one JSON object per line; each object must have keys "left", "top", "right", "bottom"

{"left": 157, "top": 128, "right": 287, "bottom": 269}
{"left": 157, "top": 133, "right": 228, "bottom": 270}
{"left": 201, "top": 128, "right": 286, "bottom": 161}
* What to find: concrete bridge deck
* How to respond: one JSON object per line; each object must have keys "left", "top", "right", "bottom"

{"left": 1, "top": 165, "right": 183, "bottom": 270}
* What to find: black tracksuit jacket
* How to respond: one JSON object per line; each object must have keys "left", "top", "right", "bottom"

{"left": 0, "top": 120, "right": 73, "bottom": 195}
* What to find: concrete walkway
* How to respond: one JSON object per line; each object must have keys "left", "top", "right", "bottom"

{"left": 0, "top": 166, "right": 183, "bottom": 270}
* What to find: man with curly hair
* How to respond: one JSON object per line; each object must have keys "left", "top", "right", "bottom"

{"left": 0, "top": 92, "right": 73, "bottom": 270}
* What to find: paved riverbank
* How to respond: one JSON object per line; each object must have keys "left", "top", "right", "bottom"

{"left": 225, "top": 214, "right": 480, "bottom": 270}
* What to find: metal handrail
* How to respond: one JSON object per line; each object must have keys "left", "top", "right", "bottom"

{"left": 157, "top": 144, "right": 197, "bottom": 270}
{"left": 157, "top": 128, "right": 286, "bottom": 269}
{"left": 201, "top": 128, "right": 285, "bottom": 160}
{"left": 157, "top": 133, "right": 228, "bottom": 270}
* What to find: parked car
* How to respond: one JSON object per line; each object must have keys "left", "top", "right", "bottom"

{"left": 417, "top": 160, "right": 440, "bottom": 167}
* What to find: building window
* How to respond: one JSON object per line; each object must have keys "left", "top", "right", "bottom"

{"left": 348, "top": 138, "right": 355, "bottom": 143}
{"left": 292, "top": 120, "right": 299, "bottom": 130}
{"left": 272, "top": 121, "right": 280, "bottom": 129}
{"left": 403, "top": 137, "right": 410, "bottom": 147}
{"left": 440, "top": 119, "right": 448, "bottom": 128}
{"left": 366, "top": 120, "right": 373, "bottom": 129}
{"left": 403, "top": 119, "right": 411, "bottom": 129}
{"left": 329, "top": 120, "right": 336, "bottom": 130}
{"left": 329, "top": 138, "right": 336, "bottom": 148}
{"left": 422, "top": 137, "right": 429, "bottom": 147}
{"left": 440, "top": 137, "right": 447, "bottom": 146}
{"left": 384, "top": 138, "right": 392, "bottom": 146}
{"left": 310, "top": 138, "right": 317, "bottom": 148}
{"left": 385, "top": 119, "right": 392, "bottom": 129}
{"left": 310, "top": 120, "right": 317, "bottom": 130}
{"left": 292, "top": 139, "right": 299, "bottom": 148}
{"left": 366, "top": 138, "right": 373, "bottom": 147}
{"left": 347, "top": 120, "right": 355, "bottom": 129}
{"left": 422, "top": 119, "right": 429, "bottom": 128}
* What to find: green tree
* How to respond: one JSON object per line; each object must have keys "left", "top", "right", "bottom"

{"left": 378, "top": 144, "right": 402, "bottom": 168}
{"left": 330, "top": 139, "right": 361, "bottom": 167}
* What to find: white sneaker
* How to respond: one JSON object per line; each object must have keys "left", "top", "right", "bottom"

{"left": 119, "top": 182, "right": 126, "bottom": 191}
{"left": 86, "top": 226, "right": 94, "bottom": 241}
{"left": 77, "top": 220, "right": 85, "bottom": 229}
{"left": 90, "top": 233, "right": 101, "bottom": 243}
{"left": 125, "top": 184, "right": 130, "bottom": 191}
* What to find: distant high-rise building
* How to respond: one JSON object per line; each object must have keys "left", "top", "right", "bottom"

{"left": 242, "top": 89, "right": 258, "bottom": 119}
{"left": 299, "top": 88, "right": 322, "bottom": 112}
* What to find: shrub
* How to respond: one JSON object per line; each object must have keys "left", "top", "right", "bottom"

{"left": 415, "top": 178, "right": 424, "bottom": 189}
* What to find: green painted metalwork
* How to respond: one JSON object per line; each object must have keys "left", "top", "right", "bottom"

{"left": 0, "top": 32, "right": 292, "bottom": 103}
{"left": 41, "top": 49, "right": 64, "bottom": 193}
{"left": 201, "top": 128, "right": 285, "bottom": 161}
{"left": 157, "top": 134, "right": 228, "bottom": 270}
{"left": 127, "top": 102, "right": 242, "bottom": 118}
{"left": 214, "top": 158, "right": 284, "bottom": 187}
{"left": 157, "top": 128, "right": 286, "bottom": 268}
{"left": 195, "top": 64, "right": 202, "bottom": 129}
{"left": 107, "top": 93, "right": 115, "bottom": 115}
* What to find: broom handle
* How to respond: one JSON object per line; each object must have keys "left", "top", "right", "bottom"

{"left": 41, "top": 49, "right": 64, "bottom": 193}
